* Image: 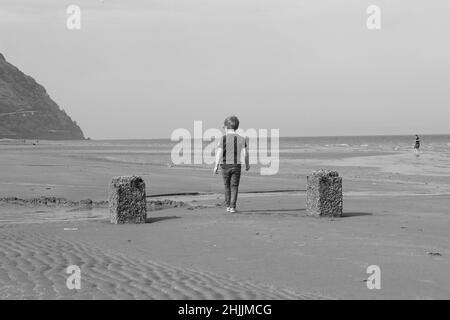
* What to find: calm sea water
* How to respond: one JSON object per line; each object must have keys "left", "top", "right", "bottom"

{"left": 99, "top": 135, "right": 450, "bottom": 177}
{"left": 29, "top": 134, "right": 447, "bottom": 153}
{"left": 2, "top": 135, "right": 450, "bottom": 176}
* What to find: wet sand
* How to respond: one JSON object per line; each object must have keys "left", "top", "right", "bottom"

{"left": 1, "top": 141, "right": 449, "bottom": 299}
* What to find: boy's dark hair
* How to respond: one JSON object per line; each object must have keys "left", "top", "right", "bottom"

{"left": 224, "top": 116, "right": 240, "bottom": 130}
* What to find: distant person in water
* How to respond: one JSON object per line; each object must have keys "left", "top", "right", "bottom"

{"left": 214, "top": 116, "right": 250, "bottom": 213}
{"left": 414, "top": 135, "right": 421, "bottom": 154}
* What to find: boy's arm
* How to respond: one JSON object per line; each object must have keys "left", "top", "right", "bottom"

{"left": 244, "top": 137, "right": 250, "bottom": 171}
{"left": 214, "top": 147, "right": 222, "bottom": 174}
{"left": 214, "top": 136, "right": 224, "bottom": 174}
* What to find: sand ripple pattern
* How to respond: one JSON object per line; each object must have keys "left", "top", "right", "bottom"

{"left": 0, "top": 226, "right": 325, "bottom": 300}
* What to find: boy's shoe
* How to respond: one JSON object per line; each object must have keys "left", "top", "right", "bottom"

{"left": 229, "top": 208, "right": 237, "bottom": 213}
{"left": 226, "top": 207, "right": 231, "bottom": 212}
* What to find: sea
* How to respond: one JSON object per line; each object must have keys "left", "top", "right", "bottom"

{"left": 2, "top": 134, "right": 450, "bottom": 177}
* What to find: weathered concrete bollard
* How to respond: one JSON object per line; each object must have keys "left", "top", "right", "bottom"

{"left": 306, "top": 169, "right": 343, "bottom": 217}
{"left": 109, "top": 176, "right": 147, "bottom": 224}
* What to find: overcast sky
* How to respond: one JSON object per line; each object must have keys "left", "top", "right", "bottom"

{"left": 1, "top": 0, "right": 449, "bottom": 139}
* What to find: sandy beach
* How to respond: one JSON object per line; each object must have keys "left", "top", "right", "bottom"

{"left": 0, "top": 139, "right": 449, "bottom": 300}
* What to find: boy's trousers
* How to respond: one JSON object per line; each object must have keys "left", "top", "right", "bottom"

{"left": 220, "top": 164, "right": 241, "bottom": 208}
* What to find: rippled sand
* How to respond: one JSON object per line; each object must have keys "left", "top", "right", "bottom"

{"left": 0, "top": 224, "right": 322, "bottom": 300}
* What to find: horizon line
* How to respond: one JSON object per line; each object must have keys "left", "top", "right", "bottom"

{"left": 88, "top": 132, "right": 450, "bottom": 141}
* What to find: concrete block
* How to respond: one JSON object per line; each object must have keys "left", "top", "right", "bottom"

{"left": 306, "top": 170, "right": 343, "bottom": 217}
{"left": 109, "top": 176, "right": 147, "bottom": 224}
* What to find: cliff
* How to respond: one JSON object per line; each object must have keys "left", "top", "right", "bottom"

{"left": 0, "top": 53, "right": 85, "bottom": 140}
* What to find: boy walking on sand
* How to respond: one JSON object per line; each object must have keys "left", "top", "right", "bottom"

{"left": 214, "top": 116, "right": 250, "bottom": 213}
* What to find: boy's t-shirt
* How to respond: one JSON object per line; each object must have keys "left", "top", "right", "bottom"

{"left": 217, "top": 133, "right": 247, "bottom": 165}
